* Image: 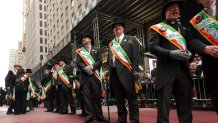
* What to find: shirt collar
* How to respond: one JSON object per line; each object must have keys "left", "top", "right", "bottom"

{"left": 116, "top": 33, "right": 124, "bottom": 42}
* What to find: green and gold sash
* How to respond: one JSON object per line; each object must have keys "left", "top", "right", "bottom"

{"left": 76, "top": 47, "right": 105, "bottom": 97}
{"left": 150, "top": 22, "right": 187, "bottom": 50}
{"left": 109, "top": 39, "right": 142, "bottom": 93}
{"left": 190, "top": 10, "right": 218, "bottom": 46}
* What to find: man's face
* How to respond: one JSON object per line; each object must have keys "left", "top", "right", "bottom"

{"left": 82, "top": 37, "right": 92, "bottom": 46}
{"left": 26, "top": 73, "right": 31, "bottom": 77}
{"left": 113, "top": 24, "right": 124, "bottom": 36}
{"left": 197, "top": 0, "right": 214, "bottom": 8}
{"left": 59, "top": 61, "right": 66, "bottom": 67}
{"left": 15, "top": 66, "right": 20, "bottom": 70}
{"left": 165, "top": 3, "right": 181, "bottom": 20}
{"left": 54, "top": 64, "right": 60, "bottom": 70}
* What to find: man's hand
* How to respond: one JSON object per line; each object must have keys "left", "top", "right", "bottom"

{"left": 170, "top": 49, "right": 190, "bottom": 61}
{"left": 87, "top": 71, "right": 94, "bottom": 76}
{"left": 203, "top": 46, "right": 218, "bottom": 58}
{"left": 83, "top": 66, "right": 92, "bottom": 72}
{"left": 133, "top": 71, "right": 139, "bottom": 80}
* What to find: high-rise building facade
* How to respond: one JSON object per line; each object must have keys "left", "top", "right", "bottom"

{"left": 8, "top": 49, "right": 16, "bottom": 70}
{"left": 22, "top": 0, "right": 48, "bottom": 70}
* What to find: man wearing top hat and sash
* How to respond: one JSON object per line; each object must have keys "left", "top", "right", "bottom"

{"left": 149, "top": 0, "right": 194, "bottom": 122}
{"left": 188, "top": 0, "right": 218, "bottom": 114}
{"left": 57, "top": 56, "right": 76, "bottom": 115}
{"left": 76, "top": 32, "right": 108, "bottom": 123}
{"left": 105, "top": 17, "right": 140, "bottom": 123}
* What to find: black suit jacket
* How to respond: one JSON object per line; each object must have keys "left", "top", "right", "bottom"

{"left": 188, "top": 14, "right": 218, "bottom": 87}
{"left": 76, "top": 46, "right": 102, "bottom": 86}
{"left": 106, "top": 35, "right": 140, "bottom": 95}
{"left": 5, "top": 71, "right": 16, "bottom": 90}
{"left": 149, "top": 20, "right": 193, "bottom": 90}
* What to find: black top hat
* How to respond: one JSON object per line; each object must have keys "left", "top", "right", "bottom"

{"left": 81, "top": 32, "right": 94, "bottom": 42}
{"left": 17, "top": 68, "right": 25, "bottom": 76}
{"left": 57, "top": 56, "right": 68, "bottom": 64}
{"left": 14, "top": 64, "right": 21, "bottom": 68}
{"left": 112, "top": 17, "right": 125, "bottom": 29}
{"left": 26, "top": 69, "right": 32, "bottom": 73}
{"left": 161, "top": 0, "right": 184, "bottom": 19}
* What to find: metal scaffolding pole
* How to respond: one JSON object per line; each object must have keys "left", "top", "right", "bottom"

{"left": 93, "top": 11, "right": 100, "bottom": 48}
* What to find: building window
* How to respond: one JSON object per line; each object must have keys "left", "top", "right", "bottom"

{"left": 39, "top": 4, "right": 42, "bottom": 10}
{"left": 40, "top": 12, "right": 42, "bottom": 18}
{"left": 66, "top": 20, "right": 69, "bottom": 29}
{"left": 45, "top": 30, "right": 47, "bottom": 36}
{"left": 40, "top": 55, "right": 43, "bottom": 60}
{"left": 40, "top": 46, "right": 43, "bottom": 52}
{"left": 40, "top": 21, "right": 43, "bottom": 27}
{"left": 45, "top": 47, "right": 47, "bottom": 53}
{"left": 40, "top": 0, "right": 42, "bottom": 2}
{"left": 54, "top": 36, "right": 56, "bottom": 43}
{"left": 44, "top": 22, "right": 47, "bottom": 27}
{"left": 53, "top": 25, "right": 55, "bottom": 32}
{"left": 45, "top": 38, "right": 47, "bottom": 44}
{"left": 53, "top": 14, "right": 55, "bottom": 21}
{"left": 44, "top": 6, "right": 46, "bottom": 11}
{"left": 57, "top": 20, "right": 59, "bottom": 28}
{"left": 40, "top": 29, "right": 43, "bottom": 35}
{"left": 44, "top": 0, "right": 46, "bottom": 3}
{"left": 61, "top": 26, "right": 64, "bottom": 35}
{"left": 40, "top": 37, "right": 43, "bottom": 44}
{"left": 61, "top": 13, "right": 63, "bottom": 22}
{"left": 44, "top": 14, "right": 46, "bottom": 19}
{"left": 65, "top": 6, "right": 68, "bottom": 16}
{"left": 57, "top": 31, "right": 60, "bottom": 39}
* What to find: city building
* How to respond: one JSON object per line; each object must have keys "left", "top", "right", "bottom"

{"left": 8, "top": 49, "right": 16, "bottom": 70}
{"left": 21, "top": 0, "right": 48, "bottom": 70}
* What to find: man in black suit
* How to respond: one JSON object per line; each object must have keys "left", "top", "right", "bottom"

{"left": 105, "top": 17, "right": 140, "bottom": 123}
{"left": 41, "top": 61, "right": 53, "bottom": 112}
{"left": 188, "top": 0, "right": 218, "bottom": 114}
{"left": 5, "top": 65, "right": 21, "bottom": 114}
{"left": 76, "top": 33, "right": 107, "bottom": 123}
{"left": 149, "top": 0, "right": 194, "bottom": 123}
{"left": 57, "top": 57, "right": 76, "bottom": 114}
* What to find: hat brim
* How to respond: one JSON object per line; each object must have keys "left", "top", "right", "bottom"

{"left": 112, "top": 22, "right": 125, "bottom": 29}
{"left": 161, "top": 1, "right": 183, "bottom": 19}
{"left": 81, "top": 35, "right": 93, "bottom": 42}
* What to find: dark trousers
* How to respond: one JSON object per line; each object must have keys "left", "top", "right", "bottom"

{"left": 14, "top": 91, "right": 27, "bottom": 114}
{"left": 157, "top": 74, "right": 193, "bottom": 123}
{"left": 45, "top": 90, "right": 53, "bottom": 111}
{"left": 7, "top": 99, "right": 15, "bottom": 113}
{"left": 110, "top": 68, "right": 139, "bottom": 123}
{"left": 203, "top": 63, "right": 218, "bottom": 114}
{"left": 59, "top": 85, "right": 75, "bottom": 113}
{"left": 82, "top": 76, "right": 104, "bottom": 119}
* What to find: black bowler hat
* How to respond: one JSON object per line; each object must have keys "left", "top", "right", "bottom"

{"left": 46, "top": 59, "right": 55, "bottom": 70}
{"left": 161, "top": 0, "right": 184, "bottom": 19}
{"left": 57, "top": 56, "right": 68, "bottom": 64}
{"left": 81, "top": 32, "right": 94, "bottom": 42}
{"left": 112, "top": 17, "right": 125, "bottom": 29}
{"left": 26, "top": 69, "right": 32, "bottom": 73}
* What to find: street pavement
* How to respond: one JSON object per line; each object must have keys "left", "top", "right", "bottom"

{"left": 0, "top": 105, "right": 217, "bottom": 123}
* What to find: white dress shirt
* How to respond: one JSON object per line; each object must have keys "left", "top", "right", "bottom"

{"left": 112, "top": 33, "right": 125, "bottom": 66}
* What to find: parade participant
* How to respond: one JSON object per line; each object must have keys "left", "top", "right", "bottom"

{"left": 149, "top": 0, "right": 194, "bottom": 122}
{"left": 189, "top": 0, "right": 218, "bottom": 114}
{"left": 51, "top": 61, "right": 62, "bottom": 113}
{"left": 105, "top": 17, "right": 140, "bottom": 123}
{"left": 5, "top": 65, "right": 21, "bottom": 114}
{"left": 57, "top": 56, "right": 76, "bottom": 114}
{"left": 76, "top": 32, "right": 107, "bottom": 123}
{"left": 41, "top": 60, "right": 53, "bottom": 112}
{"left": 14, "top": 68, "right": 31, "bottom": 115}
